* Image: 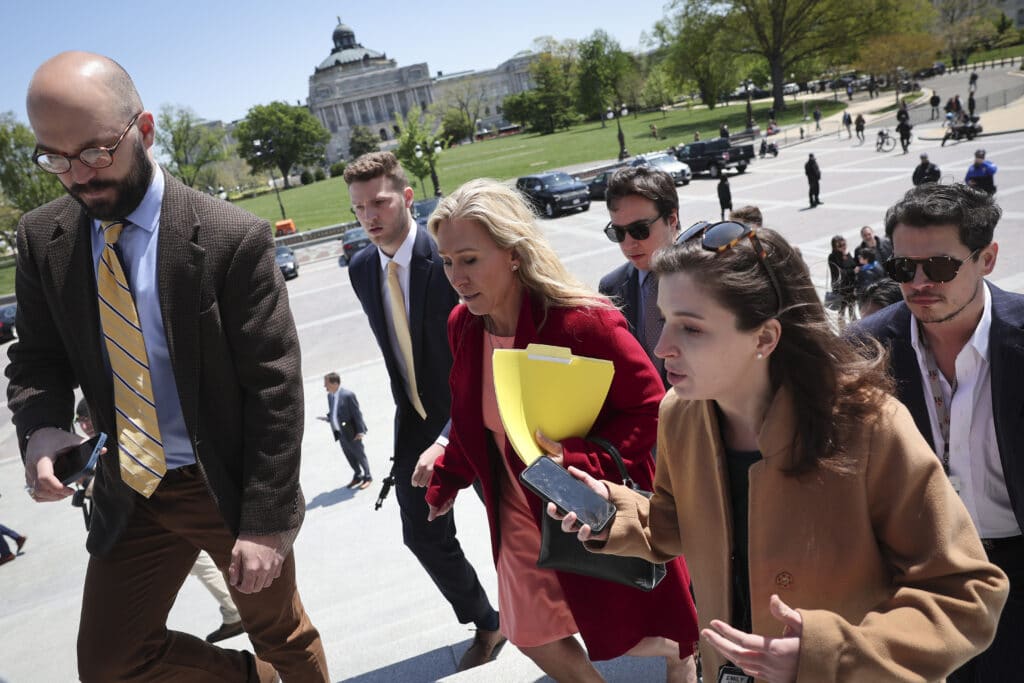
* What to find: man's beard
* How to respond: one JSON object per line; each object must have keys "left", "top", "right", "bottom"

{"left": 67, "top": 138, "right": 153, "bottom": 221}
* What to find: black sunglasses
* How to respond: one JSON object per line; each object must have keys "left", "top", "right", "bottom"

{"left": 604, "top": 214, "right": 665, "bottom": 243}
{"left": 883, "top": 251, "right": 978, "bottom": 284}
{"left": 678, "top": 220, "right": 785, "bottom": 314}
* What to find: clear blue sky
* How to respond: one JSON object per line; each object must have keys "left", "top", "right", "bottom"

{"left": 0, "top": 1, "right": 667, "bottom": 126}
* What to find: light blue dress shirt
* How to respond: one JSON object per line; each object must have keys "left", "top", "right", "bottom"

{"left": 89, "top": 167, "right": 195, "bottom": 469}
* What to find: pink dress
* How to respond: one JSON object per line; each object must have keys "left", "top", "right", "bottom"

{"left": 483, "top": 333, "right": 578, "bottom": 648}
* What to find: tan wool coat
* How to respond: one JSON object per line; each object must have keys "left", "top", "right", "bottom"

{"left": 598, "top": 387, "right": 1008, "bottom": 683}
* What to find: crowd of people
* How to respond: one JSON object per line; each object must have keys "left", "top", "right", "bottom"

{"left": 4, "top": 49, "right": 1021, "bottom": 683}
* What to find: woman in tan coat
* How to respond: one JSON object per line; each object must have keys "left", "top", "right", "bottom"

{"left": 551, "top": 222, "right": 1008, "bottom": 683}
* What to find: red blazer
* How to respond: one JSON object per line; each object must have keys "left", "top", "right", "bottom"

{"left": 426, "top": 292, "right": 698, "bottom": 660}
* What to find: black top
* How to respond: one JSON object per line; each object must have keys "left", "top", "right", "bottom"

{"left": 724, "top": 441, "right": 763, "bottom": 633}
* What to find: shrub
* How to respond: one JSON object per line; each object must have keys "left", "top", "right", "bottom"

{"left": 314, "top": 167, "right": 326, "bottom": 181}
{"left": 330, "top": 161, "right": 347, "bottom": 177}
{"left": 300, "top": 170, "right": 314, "bottom": 185}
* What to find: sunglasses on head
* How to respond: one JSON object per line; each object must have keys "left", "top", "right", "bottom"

{"left": 883, "top": 251, "right": 978, "bottom": 283}
{"left": 677, "top": 220, "right": 785, "bottom": 315}
{"left": 604, "top": 214, "right": 665, "bottom": 243}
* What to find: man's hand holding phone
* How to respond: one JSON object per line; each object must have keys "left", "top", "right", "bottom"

{"left": 25, "top": 427, "right": 90, "bottom": 502}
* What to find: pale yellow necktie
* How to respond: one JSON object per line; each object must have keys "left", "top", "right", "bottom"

{"left": 387, "top": 261, "right": 427, "bottom": 419}
{"left": 98, "top": 221, "right": 167, "bottom": 497}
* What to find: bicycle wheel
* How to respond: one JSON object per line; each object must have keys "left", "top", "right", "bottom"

{"left": 882, "top": 136, "right": 896, "bottom": 152}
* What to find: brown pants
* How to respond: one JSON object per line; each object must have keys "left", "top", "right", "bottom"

{"left": 77, "top": 466, "right": 329, "bottom": 682}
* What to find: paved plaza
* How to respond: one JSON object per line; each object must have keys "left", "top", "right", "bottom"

{"left": 1, "top": 69, "right": 1023, "bottom": 682}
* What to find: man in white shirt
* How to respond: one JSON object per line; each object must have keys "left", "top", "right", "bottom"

{"left": 856, "top": 183, "right": 1021, "bottom": 682}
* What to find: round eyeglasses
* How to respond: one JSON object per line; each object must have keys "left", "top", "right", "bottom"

{"left": 33, "top": 112, "right": 142, "bottom": 175}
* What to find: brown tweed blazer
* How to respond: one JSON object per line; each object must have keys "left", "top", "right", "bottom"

{"left": 6, "top": 169, "right": 305, "bottom": 556}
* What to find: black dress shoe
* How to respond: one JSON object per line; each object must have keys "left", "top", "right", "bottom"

{"left": 206, "top": 620, "right": 244, "bottom": 643}
{"left": 345, "top": 477, "right": 362, "bottom": 489}
{"left": 457, "top": 628, "right": 507, "bottom": 671}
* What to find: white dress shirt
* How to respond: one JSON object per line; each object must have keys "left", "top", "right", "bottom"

{"left": 910, "top": 283, "right": 1019, "bottom": 537}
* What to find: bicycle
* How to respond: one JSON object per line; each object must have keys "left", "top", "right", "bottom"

{"left": 875, "top": 129, "right": 896, "bottom": 152}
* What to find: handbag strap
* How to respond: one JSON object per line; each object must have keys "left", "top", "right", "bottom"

{"left": 587, "top": 435, "right": 637, "bottom": 489}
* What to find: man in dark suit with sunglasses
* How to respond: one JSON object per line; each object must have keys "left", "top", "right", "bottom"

{"left": 853, "top": 183, "right": 1021, "bottom": 683}
{"left": 598, "top": 167, "right": 680, "bottom": 388}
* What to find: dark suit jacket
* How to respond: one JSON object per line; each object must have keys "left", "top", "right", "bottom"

{"left": 348, "top": 226, "right": 459, "bottom": 467}
{"left": 328, "top": 388, "right": 367, "bottom": 442}
{"left": 6, "top": 170, "right": 305, "bottom": 556}
{"left": 599, "top": 262, "right": 667, "bottom": 387}
{"left": 853, "top": 283, "right": 1024, "bottom": 533}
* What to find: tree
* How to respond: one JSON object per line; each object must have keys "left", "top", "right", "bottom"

{"left": 856, "top": 33, "right": 941, "bottom": 103}
{"left": 575, "top": 30, "right": 631, "bottom": 121}
{"left": 393, "top": 106, "right": 444, "bottom": 197}
{"left": 516, "top": 40, "right": 580, "bottom": 134}
{"left": 677, "top": 0, "right": 934, "bottom": 111}
{"left": 437, "top": 80, "right": 487, "bottom": 143}
{"left": 439, "top": 107, "right": 475, "bottom": 144}
{"left": 0, "top": 113, "right": 64, "bottom": 251}
{"left": 654, "top": 1, "right": 739, "bottom": 110}
{"left": 235, "top": 102, "right": 330, "bottom": 189}
{"left": 154, "top": 105, "right": 227, "bottom": 188}
{"left": 348, "top": 125, "right": 380, "bottom": 159}
{"left": 641, "top": 62, "right": 676, "bottom": 113}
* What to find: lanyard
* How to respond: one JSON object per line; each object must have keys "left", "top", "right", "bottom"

{"left": 918, "top": 324, "right": 956, "bottom": 475}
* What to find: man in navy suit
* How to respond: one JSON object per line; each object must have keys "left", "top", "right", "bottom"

{"left": 343, "top": 153, "right": 503, "bottom": 671}
{"left": 321, "top": 372, "right": 371, "bottom": 489}
{"left": 598, "top": 166, "right": 680, "bottom": 388}
{"left": 855, "top": 183, "right": 1021, "bottom": 682}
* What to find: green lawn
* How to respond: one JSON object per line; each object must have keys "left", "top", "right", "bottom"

{"left": 963, "top": 43, "right": 1024, "bottom": 65}
{"left": 0, "top": 265, "right": 14, "bottom": 296}
{"left": 236, "top": 97, "right": 845, "bottom": 231}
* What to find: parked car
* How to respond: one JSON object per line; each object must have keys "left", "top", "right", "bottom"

{"left": 275, "top": 245, "right": 299, "bottom": 280}
{"left": 338, "top": 226, "right": 372, "bottom": 266}
{"left": 515, "top": 172, "right": 590, "bottom": 218}
{"left": 412, "top": 197, "right": 441, "bottom": 230}
{"left": 782, "top": 82, "right": 800, "bottom": 95}
{"left": 675, "top": 138, "right": 755, "bottom": 177}
{"left": 584, "top": 170, "right": 614, "bottom": 200}
{"left": 0, "top": 303, "right": 16, "bottom": 343}
{"left": 629, "top": 152, "right": 692, "bottom": 185}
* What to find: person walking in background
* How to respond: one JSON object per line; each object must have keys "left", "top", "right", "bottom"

{"left": 8, "top": 51, "right": 327, "bottom": 681}
{"left": 913, "top": 153, "right": 941, "bottom": 186}
{"left": 842, "top": 110, "right": 852, "bottom": 138}
{"left": 896, "top": 118, "right": 913, "bottom": 154}
{"left": 855, "top": 225, "right": 893, "bottom": 264}
{"left": 853, "top": 183, "right": 1022, "bottom": 683}
{"left": 846, "top": 82, "right": 854, "bottom": 101}
{"left": 425, "top": 179, "right": 700, "bottom": 683}
{"left": 968, "top": 91, "right": 976, "bottom": 118}
{"left": 969, "top": 70, "right": 978, "bottom": 93}
{"left": 719, "top": 123, "right": 729, "bottom": 139}
{"left": 805, "top": 153, "right": 822, "bottom": 207}
{"left": 344, "top": 152, "right": 504, "bottom": 672}
{"left": 550, "top": 223, "right": 1008, "bottom": 683}
{"left": 599, "top": 167, "right": 681, "bottom": 389}
{"left": 930, "top": 90, "right": 941, "bottom": 120}
{"left": 813, "top": 106, "right": 822, "bottom": 131}
{"left": 854, "top": 113, "right": 866, "bottom": 143}
{"left": 320, "top": 372, "right": 372, "bottom": 490}
{"left": 0, "top": 523, "right": 27, "bottom": 566}
{"left": 965, "top": 149, "right": 997, "bottom": 195}
{"left": 716, "top": 176, "right": 732, "bottom": 221}
{"left": 828, "top": 235, "right": 859, "bottom": 330}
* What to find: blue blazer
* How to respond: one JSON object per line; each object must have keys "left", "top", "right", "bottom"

{"left": 854, "top": 283, "right": 1024, "bottom": 534}
{"left": 348, "top": 227, "right": 459, "bottom": 468}
{"left": 328, "top": 388, "right": 367, "bottom": 441}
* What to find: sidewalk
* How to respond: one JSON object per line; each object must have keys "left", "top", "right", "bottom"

{"left": 916, "top": 93, "right": 1024, "bottom": 140}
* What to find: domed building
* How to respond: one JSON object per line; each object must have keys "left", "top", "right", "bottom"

{"left": 308, "top": 18, "right": 433, "bottom": 162}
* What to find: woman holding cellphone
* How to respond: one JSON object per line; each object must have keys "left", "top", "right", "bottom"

{"left": 551, "top": 222, "right": 1008, "bottom": 683}
{"left": 423, "top": 179, "right": 699, "bottom": 682}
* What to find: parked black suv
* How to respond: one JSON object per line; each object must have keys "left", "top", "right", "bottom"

{"left": 515, "top": 172, "right": 590, "bottom": 218}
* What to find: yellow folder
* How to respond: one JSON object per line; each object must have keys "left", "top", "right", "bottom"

{"left": 493, "top": 343, "right": 615, "bottom": 465}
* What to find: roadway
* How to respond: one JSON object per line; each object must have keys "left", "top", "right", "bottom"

{"left": 1, "top": 113, "right": 1022, "bottom": 682}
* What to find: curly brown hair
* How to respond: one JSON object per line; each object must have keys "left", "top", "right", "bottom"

{"left": 652, "top": 228, "right": 893, "bottom": 475}
{"left": 342, "top": 151, "right": 410, "bottom": 191}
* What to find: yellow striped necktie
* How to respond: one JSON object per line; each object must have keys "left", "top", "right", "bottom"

{"left": 386, "top": 261, "right": 427, "bottom": 419}
{"left": 97, "top": 220, "right": 166, "bottom": 497}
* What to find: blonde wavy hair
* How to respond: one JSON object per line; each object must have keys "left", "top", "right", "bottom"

{"left": 428, "top": 178, "right": 612, "bottom": 312}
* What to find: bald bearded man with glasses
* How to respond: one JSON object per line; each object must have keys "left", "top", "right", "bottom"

{"left": 7, "top": 51, "right": 327, "bottom": 681}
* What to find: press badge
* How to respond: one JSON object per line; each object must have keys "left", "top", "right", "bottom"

{"left": 949, "top": 475, "right": 963, "bottom": 496}
{"left": 718, "top": 665, "right": 755, "bottom": 683}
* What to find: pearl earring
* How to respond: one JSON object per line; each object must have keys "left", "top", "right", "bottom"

{"left": 512, "top": 264, "right": 519, "bottom": 271}
{"left": 756, "top": 352, "right": 764, "bottom": 360}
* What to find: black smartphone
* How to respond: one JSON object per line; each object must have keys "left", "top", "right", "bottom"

{"left": 53, "top": 433, "right": 107, "bottom": 486}
{"left": 519, "top": 456, "right": 616, "bottom": 534}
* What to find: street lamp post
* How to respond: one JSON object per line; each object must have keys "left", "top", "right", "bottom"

{"left": 415, "top": 140, "right": 444, "bottom": 197}
{"left": 745, "top": 79, "right": 755, "bottom": 130}
{"left": 606, "top": 104, "right": 629, "bottom": 161}
{"left": 254, "top": 139, "right": 287, "bottom": 221}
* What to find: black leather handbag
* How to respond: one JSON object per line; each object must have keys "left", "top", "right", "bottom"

{"left": 535, "top": 436, "right": 666, "bottom": 592}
